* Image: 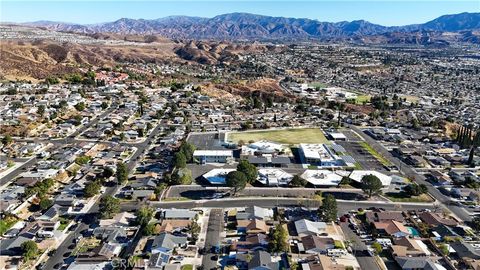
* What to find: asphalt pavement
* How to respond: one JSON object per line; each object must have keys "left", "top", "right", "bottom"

{"left": 348, "top": 125, "right": 473, "bottom": 222}
{"left": 202, "top": 208, "right": 223, "bottom": 270}
{"left": 0, "top": 157, "right": 37, "bottom": 186}
{"left": 340, "top": 222, "right": 380, "bottom": 270}
{"left": 121, "top": 197, "right": 434, "bottom": 212}
{"left": 44, "top": 117, "right": 163, "bottom": 269}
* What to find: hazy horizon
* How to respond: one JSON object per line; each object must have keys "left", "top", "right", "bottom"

{"left": 1, "top": 1, "right": 479, "bottom": 26}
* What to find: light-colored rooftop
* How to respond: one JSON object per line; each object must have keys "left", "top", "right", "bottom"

{"left": 301, "top": 170, "right": 344, "bottom": 186}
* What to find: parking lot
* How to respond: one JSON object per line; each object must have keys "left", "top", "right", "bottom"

{"left": 339, "top": 141, "right": 387, "bottom": 172}
{"left": 187, "top": 132, "right": 230, "bottom": 150}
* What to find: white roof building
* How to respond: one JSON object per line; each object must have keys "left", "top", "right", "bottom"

{"left": 242, "top": 140, "right": 285, "bottom": 155}
{"left": 328, "top": 132, "right": 347, "bottom": 141}
{"left": 301, "top": 170, "right": 344, "bottom": 187}
{"left": 348, "top": 170, "right": 392, "bottom": 186}
{"left": 193, "top": 150, "right": 233, "bottom": 157}
{"left": 299, "top": 143, "right": 341, "bottom": 166}
{"left": 295, "top": 219, "right": 327, "bottom": 236}
{"left": 257, "top": 169, "right": 293, "bottom": 186}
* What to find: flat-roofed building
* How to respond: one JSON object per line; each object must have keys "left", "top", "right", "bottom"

{"left": 193, "top": 150, "right": 233, "bottom": 164}
{"left": 348, "top": 170, "right": 392, "bottom": 187}
{"left": 257, "top": 168, "right": 293, "bottom": 186}
{"left": 301, "top": 170, "right": 344, "bottom": 187}
{"left": 299, "top": 143, "right": 339, "bottom": 166}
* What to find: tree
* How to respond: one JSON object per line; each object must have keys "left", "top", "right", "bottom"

{"left": 179, "top": 142, "right": 196, "bottom": 163}
{"left": 143, "top": 223, "right": 156, "bottom": 236}
{"left": 187, "top": 220, "right": 201, "bottom": 242}
{"left": 135, "top": 205, "right": 155, "bottom": 226}
{"left": 173, "top": 152, "right": 187, "bottom": 168}
{"left": 59, "top": 100, "right": 68, "bottom": 109}
{"left": 404, "top": 183, "right": 428, "bottom": 196}
{"left": 2, "top": 135, "right": 13, "bottom": 145}
{"left": 226, "top": 171, "right": 248, "bottom": 195}
{"left": 99, "top": 196, "right": 120, "bottom": 219}
{"left": 171, "top": 168, "right": 192, "bottom": 185}
{"left": 340, "top": 176, "right": 352, "bottom": 186}
{"left": 116, "top": 162, "right": 128, "bottom": 184}
{"left": 75, "top": 155, "right": 91, "bottom": 165}
{"left": 290, "top": 175, "right": 307, "bottom": 187}
{"left": 361, "top": 174, "right": 383, "bottom": 198}
{"left": 371, "top": 242, "right": 382, "bottom": 254}
{"left": 270, "top": 224, "right": 289, "bottom": 253}
{"left": 154, "top": 183, "right": 167, "bottom": 197}
{"left": 39, "top": 197, "right": 53, "bottom": 210}
{"left": 21, "top": 240, "right": 38, "bottom": 260}
{"left": 318, "top": 194, "right": 337, "bottom": 222}
{"left": 439, "top": 244, "right": 450, "bottom": 255}
{"left": 471, "top": 216, "right": 480, "bottom": 231}
{"left": 37, "top": 105, "right": 46, "bottom": 117}
{"left": 237, "top": 160, "right": 258, "bottom": 184}
{"left": 101, "top": 101, "right": 109, "bottom": 110}
{"left": 74, "top": 102, "right": 86, "bottom": 111}
{"left": 103, "top": 167, "right": 114, "bottom": 178}
{"left": 84, "top": 181, "right": 101, "bottom": 198}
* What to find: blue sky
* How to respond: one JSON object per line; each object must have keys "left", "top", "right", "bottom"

{"left": 1, "top": 1, "right": 479, "bottom": 26}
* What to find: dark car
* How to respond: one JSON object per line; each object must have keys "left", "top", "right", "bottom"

{"left": 211, "top": 255, "right": 219, "bottom": 261}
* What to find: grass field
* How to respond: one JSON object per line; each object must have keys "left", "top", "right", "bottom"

{"left": 228, "top": 128, "right": 330, "bottom": 145}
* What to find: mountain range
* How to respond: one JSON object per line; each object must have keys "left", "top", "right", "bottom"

{"left": 25, "top": 12, "right": 480, "bottom": 42}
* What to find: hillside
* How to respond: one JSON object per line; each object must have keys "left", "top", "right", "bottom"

{"left": 25, "top": 12, "right": 480, "bottom": 43}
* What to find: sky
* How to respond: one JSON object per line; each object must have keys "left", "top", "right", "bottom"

{"left": 1, "top": 1, "right": 479, "bottom": 26}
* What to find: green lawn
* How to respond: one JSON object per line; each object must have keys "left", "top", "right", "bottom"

{"left": 58, "top": 217, "right": 71, "bottom": 231}
{"left": 181, "top": 265, "right": 193, "bottom": 270}
{"left": 0, "top": 217, "right": 18, "bottom": 235}
{"left": 311, "top": 82, "right": 328, "bottom": 89}
{"left": 228, "top": 128, "right": 330, "bottom": 145}
{"left": 358, "top": 141, "right": 392, "bottom": 166}
{"left": 355, "top": 95, "right": 371, "bottom": 104}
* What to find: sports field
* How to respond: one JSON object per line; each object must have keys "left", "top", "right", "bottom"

{"left": 227, "top": 128, "right": 330, "bottom": 145}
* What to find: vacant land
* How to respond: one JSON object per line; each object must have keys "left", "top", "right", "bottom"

{"left": 227, "top": 128, "right": 329, "bottom": 145}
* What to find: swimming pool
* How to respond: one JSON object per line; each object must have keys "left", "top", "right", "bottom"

{"left": 406, "top": 226, "right": 420, "bottom": 237}
{"left": 207, "top": 176, "right": 226, "bottom": 185}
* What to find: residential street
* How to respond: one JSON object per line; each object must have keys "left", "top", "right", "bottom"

{"left": 349, "top": 125, "right": 473, "bottom": 222}
{"left": 340, "top": 222, "right": 380, "bottom": 270}
{"left": 202, "top": 208, "right": 224, "bottom": 270}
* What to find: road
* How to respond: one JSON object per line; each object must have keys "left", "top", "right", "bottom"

{"left": 0, "top": 157, "right": 38, "bottom": 186}
{"left": 202, "top": 209, "right": 223, "bottom": 270}
{"left": 121, "top": 197, "right": 434, "bottom": 212}
{"left": 348, "top": 125, "right": 472, "bottom": 222}
{"left": 43, "top": 118, "right": 163, "bottom": 269}
{"left": 340, "top": 222, "right": 380, "bottom": 270}
{"left": 166, "top": 185, "right": 365, "bottom": 200}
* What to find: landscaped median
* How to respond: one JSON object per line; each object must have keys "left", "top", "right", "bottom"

{"left": 383, "top": 193, "right": 435, "bottom": 203}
